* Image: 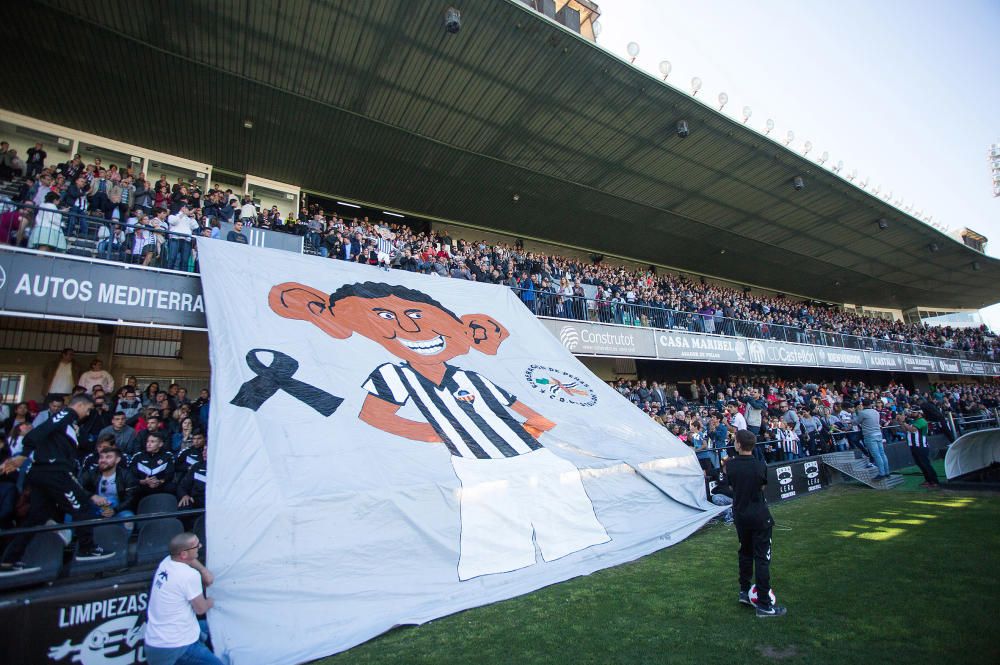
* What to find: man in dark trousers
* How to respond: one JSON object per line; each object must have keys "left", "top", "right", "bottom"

{"left": 0, "top": 394, "right": 116, "bottom": 575}
{"left": 728, "top": 429, "right": 787, "bottom": 617}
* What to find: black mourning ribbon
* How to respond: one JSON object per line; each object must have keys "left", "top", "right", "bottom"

{"left": 230, "top": 349, "right": 343, "bottom": 416}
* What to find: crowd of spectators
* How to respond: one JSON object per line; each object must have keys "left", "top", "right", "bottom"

{"left": 255, "top": 208, "right": 1000, "bottom": 360}
{"left": 0, "top": 349, "right": 209, "bottom": 530}
{"left": 611, "top": 375, "right": 999, "bottom": 469}
{"left": 1, "top": 142, "right": 998, "bottom": 361}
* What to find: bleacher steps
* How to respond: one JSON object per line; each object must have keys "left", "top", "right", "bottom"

{"left": 821, "top": 451, "right": 904, "bottom": 490}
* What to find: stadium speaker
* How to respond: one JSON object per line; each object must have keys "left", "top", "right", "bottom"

{"left": 444, "top": 7, "right": 461, "bottom": 34}
{"left": 877, "top": 218, "right": 889, "bottom": 230}
{"left": 676, "top": 120, "right": 689, "bottom": 138}
{"left": 791, "top": 176, "right": 805, "bottom": 191}
{"left": 929, "top": 243, "right": 940, "bottom": 253}
{"left": 972, "top": 261, "right": 981, "bottom": 271}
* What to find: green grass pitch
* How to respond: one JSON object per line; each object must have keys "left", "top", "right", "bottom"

{"left": 319, "top": 461, "right": 1000, "bottom": 665}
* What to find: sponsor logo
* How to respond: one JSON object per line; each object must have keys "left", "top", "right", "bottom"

{"left": 656, "top": 333, "right": 745, "bottom": 360}
{"left": 0, "top": 261, "right": 6, "bottom": 291}
{"left": 821, "top": 350, "right": 864, "bottom": 366}
{"left": 524, "top": 365, "right": 598, "bottom": 407}
{"left": 746, "top": 340, "right": 816, "bottom": 365}
{"left": 780, "top": 489, "right": 797, "bottom": 499}
{"left": 776, "top": 465, "right": 793, "bottom": 485}
{"left": 868, "top": 354, "right": 898, "bottom": 368}
{"left": 48, "top": 614, "right": 145, "bottom": 664}
{"left": 559, "top": 325, "right": 580, "bottom": 351}
{"left": 804, "top": 460, "right": 823, "bottom": 491}
{"left": 579, "top": 327, "right": 637, "bottom": 350}
{"left": 902, "top": 356, "right": 936, "bottom": 371}
{"left": 937, "top": 359, "right": 960, "bottom": 373}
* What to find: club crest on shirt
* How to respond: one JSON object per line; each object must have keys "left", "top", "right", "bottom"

{"left": 524, "top": 365, "right": 597, "bottom": 407}
{"left": 453, "top": 389, "right": 475, "bottom": 403}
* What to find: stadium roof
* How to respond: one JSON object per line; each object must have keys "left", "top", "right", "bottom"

{"left": 9, "top": 0, "right": 1000, "bottom": 309}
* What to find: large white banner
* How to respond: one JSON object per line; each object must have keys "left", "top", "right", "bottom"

{"left": 198, "top": 242, "right": 721, "bottom": 665}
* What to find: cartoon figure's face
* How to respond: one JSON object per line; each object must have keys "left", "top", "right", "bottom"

{"left": 269, "top": 283, "right": 509, "bottom": 367}
{"left": 331, "top": 295, "right": 470, "bottom": 365}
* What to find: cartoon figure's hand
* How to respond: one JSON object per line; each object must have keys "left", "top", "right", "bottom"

{"left": 525, "top": 416, "right": 556, "bottom": 435}
{"left": 522, "top": 424, "right": 543, "bottom": 439}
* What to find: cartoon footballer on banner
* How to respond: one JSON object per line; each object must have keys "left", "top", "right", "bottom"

{"left": 268, "top": 280, "right": 610, "bottom": 580}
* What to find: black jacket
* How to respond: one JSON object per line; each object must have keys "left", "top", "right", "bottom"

{"left": 130, "top": 449, "right": 175, "bottom": 484}
{"left": 23, "top": 408, "right": 81, "bottom": 475}
{"left": 177, "top": 460, "right": 207, "bottom": 508}
{"left": 80, "top": 465, "right": 138, "bottom": 513}
{"left": 726, "top": 454, "right": 773, "bottom": 529}
{"left": 174, "top": 446, "right": 203, "bottom": 481}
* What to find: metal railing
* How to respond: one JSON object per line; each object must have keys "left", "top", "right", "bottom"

{"left": 509, "top": 287, "right": 1000, "bottom": 362}
{"left": 1, "top": 200, "right": 226, "bottom": 272}
{"left": 1, "top": 199, "right": 996, "bottom": 362}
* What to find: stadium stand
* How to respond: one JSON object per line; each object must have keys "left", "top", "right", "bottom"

{"left": 1, "top": 160, "right": 998, "bottom": 362}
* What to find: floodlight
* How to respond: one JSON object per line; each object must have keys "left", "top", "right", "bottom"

{"left": 659, "top": 60, "right": 672, "bottom": 80}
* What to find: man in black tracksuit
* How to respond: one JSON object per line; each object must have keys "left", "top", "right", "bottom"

{"left": 0, "top": 395, "right": 115, "bottom": 574}
{"left": 177, "top": 446, "right": 207, "bottom": 510}
{"left": 728, "top": 429, "right": 787, "bottom": 617}
{"left": 130, "top": 432, "right": 176, "bottom": 503}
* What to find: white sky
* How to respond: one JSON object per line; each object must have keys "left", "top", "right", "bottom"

{"left": 591, "top": 0, "right": 1000, "bottom": 326}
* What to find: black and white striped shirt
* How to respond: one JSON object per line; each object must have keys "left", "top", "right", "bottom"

{"left": 906, "top": 420, "right": 929, "bottom": 448}
{"left": 375, "top": 236, "right": 395, "bottom": 258}
{"left": 776, "top": 429, "right": 799, "bottom": 454}
{"left": 362, "top": 362, "right": 542, "bottom": 460}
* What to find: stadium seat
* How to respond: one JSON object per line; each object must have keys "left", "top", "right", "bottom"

{"left": 0, "top": 532, "right": 64, "bottom": 590}
{"left": 136, "top": 518, "right": 183, "bottom": 566}
{"left": 67, "top": 524, "right": 129, "bottom": 576}
{"left": 138, "top": 493, "right": 179, "bottom": 515}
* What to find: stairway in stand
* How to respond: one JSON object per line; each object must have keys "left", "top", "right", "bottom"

{"left": 821, "top": 451, "right": 904, "bottom": 490}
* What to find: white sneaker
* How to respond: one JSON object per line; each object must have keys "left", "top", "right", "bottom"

{"left": 0, "top": 562, "right": 42, "bottom": 576}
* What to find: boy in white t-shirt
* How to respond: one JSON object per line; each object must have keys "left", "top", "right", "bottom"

{"left": 145, "top": 532, "right": 221, "bottom": 665}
